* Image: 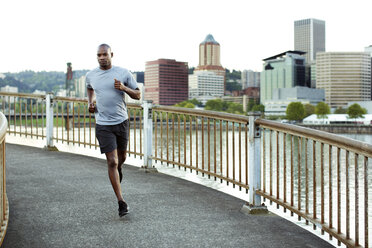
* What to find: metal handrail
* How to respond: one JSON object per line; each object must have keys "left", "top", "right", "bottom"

{"left": 0, "top": 92, "right": 370, "bottom": 247}
{"left": 257, "top": 119, "right": 372, "bottom": 158}
{"left": 256, "top": 118, "right": 370, "bottom": 248}
{"left": 0, "top": 112, "right": 9, "bottom": 246}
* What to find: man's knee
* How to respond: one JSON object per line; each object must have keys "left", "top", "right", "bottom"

{"left": 107, "top": 157, "right": 118, "bottom": 169}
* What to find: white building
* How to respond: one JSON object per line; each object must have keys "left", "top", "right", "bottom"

{"left": 189, "top": 71, "right": 224, "bottom": 103}
{"left": 316, "top": 52, "right": 371, "bottom": 108}
{"left": 264, "top": 86, "right": 325, "bottom": 116}
{"left": 1, "top": 85, "right": 18, "bottom": 93}
{"left": 33, "top": 90, "right": 46, "bottom": 95}
{"left": 303, "top": 114, "right": 372, "bottom": 125}
{"left": 1, "top": 85, "right": 18, "bottom": 103}
{"left": 74, "top": 75, "right": 86, "bottom": 98}
{"left": 241, "top": 70, "right": 260, "bottom": 88}
{"left": 56, "top": 89, "right": 67, "bottom": 97}
{"left": 365, "top": 45, "right": 372, "bottom": 56}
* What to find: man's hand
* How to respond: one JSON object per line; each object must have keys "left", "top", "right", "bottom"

{"left": 114, "top": 78, "right": 125, "bottom": 91}
{"left": 88, "top": 102, "right": 96, "bottom": 113}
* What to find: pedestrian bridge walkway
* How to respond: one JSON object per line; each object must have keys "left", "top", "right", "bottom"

{"left": 2, "top": 144, "right": 333, "bottom": 248}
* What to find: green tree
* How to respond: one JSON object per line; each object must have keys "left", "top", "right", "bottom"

{"left": 174, "top": 99, "right": 201, "bottom": 108}
{"left": 205, "top": 99, "right": 223, "bottom": 111}
{"left": 226, "top": 102, "right": 244, "bottom": 115}
{"left": 189, "top": 98, "right": 201, "bottom": 106}
{"left": 286, "top": 102, "right": 305, "bottom": 121}
{"left": 247, "top": 98, "right": 255, "bottom": 112}
{"left": 251, "top": 104, "right": 265, "bottom": 113}
{"left": 183, "top": 102, "right": 195, "bottom": 109}
{"left": 205, "top": 99, "right": 245, "bottom": 115}
{"left": 347, "top": 103, "right": 366, "bottom": 119}
{"left": 304, "top": 104, "right": 315, "bottom": 117}
{"left": 334, "top": 107, "right": 347, "bottom": 114}
{"left": 315, "top": 102, "right": 330, "bottom": 119}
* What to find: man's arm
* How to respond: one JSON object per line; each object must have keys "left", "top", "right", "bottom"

{"left": 114, "top": 79, "right": 141, "bottom": 100}
{"left": 87, "top": 88, "right": 96, "bottom": 113}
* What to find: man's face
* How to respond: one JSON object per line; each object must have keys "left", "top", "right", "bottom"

{"left": 97, "top": 46, "right": 113, "bottom": 69}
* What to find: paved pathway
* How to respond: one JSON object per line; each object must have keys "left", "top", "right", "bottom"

{"left": 2, "top": 144, "right": 334, "bottom": 248}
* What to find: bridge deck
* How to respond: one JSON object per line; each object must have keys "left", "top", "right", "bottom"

{"left": 3, "top": 144, "right": 334, "bottom": 248}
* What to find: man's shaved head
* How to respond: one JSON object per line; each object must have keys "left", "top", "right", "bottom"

{"left": 98, "top": 43, "right": 111, "bottom": 52}
{"left": 97, "top": 44, "right": 113, "bottom": 70}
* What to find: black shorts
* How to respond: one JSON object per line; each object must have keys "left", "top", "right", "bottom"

{"left": 96, "top": 120, "right": 129, "bottom": 154}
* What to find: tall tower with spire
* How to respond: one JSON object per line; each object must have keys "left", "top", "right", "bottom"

{"left": 195, "top": 34, "right": 226, "bottom": 94}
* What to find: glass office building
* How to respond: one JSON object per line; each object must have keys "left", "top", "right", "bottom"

{"left": 294, "top": 18, "right": 325, "bottom": 63}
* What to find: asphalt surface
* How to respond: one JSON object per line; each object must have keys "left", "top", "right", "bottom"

{"left": 2, "top": 144, "right": 334, "bottom": 248}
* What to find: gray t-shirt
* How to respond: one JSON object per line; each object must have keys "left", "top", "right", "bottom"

{"left": 86, "top": 66, "right": 138, "bottom": 125}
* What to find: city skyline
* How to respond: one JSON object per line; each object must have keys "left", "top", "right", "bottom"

{"left": 1, "top": 0, "right": 371, "bottom": 73}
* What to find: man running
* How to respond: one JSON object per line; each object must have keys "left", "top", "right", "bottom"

{"left": 86, "top": 44, "right": 140, "bottom": 217}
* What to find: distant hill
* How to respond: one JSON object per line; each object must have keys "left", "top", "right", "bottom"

{"left": 1, "top": 70, "right": 89, "bottom": 93}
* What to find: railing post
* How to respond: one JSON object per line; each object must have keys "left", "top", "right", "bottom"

{"left": 45, "top": 93, "right": 57, "bottom": 151}
{"left": 241, "top": 112, "right": 267, "bottom": 214}
{"left": 142, "top": 100, "right": 157, "bottom": 172}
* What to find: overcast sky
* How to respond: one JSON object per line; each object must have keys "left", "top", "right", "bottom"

{"left": 1, "top": 0, "right": 371, "bottom": 73}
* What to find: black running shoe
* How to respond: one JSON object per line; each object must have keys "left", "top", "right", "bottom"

{"left": 118, "top": 167, "right": 123, "bottom": 183}
{"left": 118, "top": 200, "right": 129, "bottom": 217}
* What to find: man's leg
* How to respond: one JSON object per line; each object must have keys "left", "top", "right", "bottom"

{"left": 117, "top": 149, "right": 127, "bottom": 182}
{"left": 105, "top": 150, "right": 124, "bottom": 202}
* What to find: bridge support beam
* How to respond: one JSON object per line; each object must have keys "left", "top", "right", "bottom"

{"left": 141, "top": 100, "right": 157, "bottom": 173}
{"left": 242, "top": 112, "right": 267, "bottom": 214}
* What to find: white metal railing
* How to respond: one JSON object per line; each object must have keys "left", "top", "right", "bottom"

{"left": 0, "top": 112, "right": 9, "bottom": 246}
{"left": 1, "top": 91, "right": 371, "bottom": 247}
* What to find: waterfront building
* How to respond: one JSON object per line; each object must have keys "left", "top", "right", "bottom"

{"left": 260, "top": 51, "right": 308, "bottom": 104}
{"left": 316, "top": 52, "right": 371, "bottom": 108}
{"left": 264, "top": 86, "right": 325, "bottom": 116}
{"left": 194, "top": 34, "right": 226, "bottom": 93}
{"left": 303, "top": 114, "right": 372, "bottom": 125}
{"left": 189, "top": 71, "right": 224, "bottom": 103}
{"left": 294, "top": 18, "right": 326, "bottom": 63}
{"left": 144, "top": 59, "right": 188, "bottom": 105}
{"left": 241, "top": 70, "right": 260, "bottom": 89}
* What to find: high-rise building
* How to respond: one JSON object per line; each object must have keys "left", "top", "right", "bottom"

{"left": 144, "top": 59, "right": 188, "bottom": 105}
{"left": 241, "top": 70, "right": 260, "bottom": 89}
{"left": 316, "top": 52, "right": 371, "bottom": 108}
{"left": 74, "top": 75, "right": 86, "bottom": 98}
{"left": 294, "top": 18, "right": 326, "bottom": 63}
{"left": 133, "top": 72, "right": 144, "bottom": 84}
{"left": 365, "top": 45, "right": 372, "bottom": 100}
{"left": 260, "top": 51, "right": 308, "bottom": 104}
{"left": 195, "top": 34, "right": 225, "bottom": 93}
{"left": 189, "top": 71, "right": 224, "bottom": 104}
